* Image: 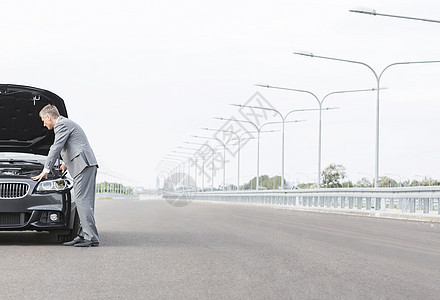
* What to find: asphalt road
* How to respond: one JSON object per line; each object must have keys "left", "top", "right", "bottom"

{"left": 1, "top": 199, "right": 440, "bottom": 299}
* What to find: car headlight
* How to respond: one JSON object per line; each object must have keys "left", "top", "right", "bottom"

{"left": 36, "top": 179, "right": 73, "bottom": 193}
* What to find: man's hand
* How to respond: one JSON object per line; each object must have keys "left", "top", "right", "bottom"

{"left": 56, "top": 163, "right": 67, "bottom": 174}
{"left": 31, "top": 171, "right": 48, "bottom": 182}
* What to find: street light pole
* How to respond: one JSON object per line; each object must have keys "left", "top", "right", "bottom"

{"left": 156, "top": 160, "right": 180, "bottom": 180}
{"left": 215, "top": 118, "right": 261, "bottom": 189}
{"left": 157, "top": 159, "right": 180, "bottom": 172}
{"left": 293, "top": 51, "right": 440, "bottom": 187}
{"left": 168, "top": 152, "right": 194, "bottom": 188}
{"left": 256, "top": 84, "right": 373, "bottom": 188}
{"left": 215, "top": 117, "right": 301, "bottom": 190}
{"left": 349, "top": 8, "right": 440, "bottom": 24}
{"left": 184, "top": 141, "right": 216, "bottom": 191}
{"left": 231, "top": 104, "right": 320, "bottom": 189}
{"left": 163, "top": 155, "right": 190, "bottom": 188}
{"left": 201, "top": 128, "right": 242, "bottom": 190}
{"left": 192, "top": 135, "right": 228, "bottom": 190}
{"left": 177, "top": 147, "right": 206, "bottom": 192}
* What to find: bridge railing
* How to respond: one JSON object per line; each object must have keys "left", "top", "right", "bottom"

{"left": 192, "top": 187, "right": 440, "bottom": 215}
{"left": 95, "top": 171, "right": 139, "bottom": 199}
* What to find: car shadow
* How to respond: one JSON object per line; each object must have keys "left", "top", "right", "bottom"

{"left": 0, "top": 231, "right": 212, "bottom": 247}
{"left": 0, "top": 231, "right": 60, "bottom": 246}
{"left": 0, "top": 231, "right": 156, "bottom": 247}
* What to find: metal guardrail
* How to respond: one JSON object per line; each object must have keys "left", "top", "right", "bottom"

{"left": 96, "top": 192, "right": 139, "bottom": 200}
{"left": 191, "top": 187, "right": 440, "bottom": 215}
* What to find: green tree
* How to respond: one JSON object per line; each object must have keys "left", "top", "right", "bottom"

{"left": 243, "top": 175, "right": 268, "bottom": 190}
{"left": 96, "top": 181, "right": 134, "bottom": 194}
{"left": 378, "top": 176, "right": 398, "bottom": 187}
{"left": 410, "top": 177, "right": 440, "bottom": 186}
{"left": 297, "top": 183, "right": 316, "bottom": 189}
{"left": 321, "top": 163, "right": 346, "bottom": 188}
{"left": 355, "top": 177, "right": 372, "bottom": 187}
{"left": 226, "top": 184, "right": 238, "bottom": 190}
{"left": 402, "top": 180, "right": 411, "bottom": 187}
{"left": 342, "top": 181, "right": 354, "bottom": 188}
{"left": 242, "top": 175, "right": 286, "bottom": 190}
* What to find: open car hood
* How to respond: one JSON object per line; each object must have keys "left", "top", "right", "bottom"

{"left": 0, "top": 84, "right": 68, "bottom": 156}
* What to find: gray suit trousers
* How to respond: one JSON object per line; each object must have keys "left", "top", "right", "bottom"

{"left": 74, "top": 166, "right": 99, "bottom": 242}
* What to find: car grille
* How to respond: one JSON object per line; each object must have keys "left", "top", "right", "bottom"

{"left": 0, "top": 183, "right": 30, "bottom": 199}
{"left": 0, "top": 213, "right": 28, "bottom": 226}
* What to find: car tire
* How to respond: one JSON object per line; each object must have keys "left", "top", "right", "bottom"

{"left": 55, "top": 209, "right": 80, "bottom": 243}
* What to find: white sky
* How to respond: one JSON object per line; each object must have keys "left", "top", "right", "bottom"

{"left": 2, "top": 0, "right": 440, "bottom": 188}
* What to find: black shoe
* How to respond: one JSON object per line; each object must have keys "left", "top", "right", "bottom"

{"left": 63, "top": 236, "right": 84, "bottom": 246}
{"left": 74, "top": 240, "right": 100, "bottom": 247}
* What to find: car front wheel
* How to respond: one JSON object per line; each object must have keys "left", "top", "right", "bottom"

{"left": 52, "top": 209, "right": 80, "bottom": 243}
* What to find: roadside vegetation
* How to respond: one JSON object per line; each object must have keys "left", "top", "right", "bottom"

{"left": 221, "top": 163, "right": 440, "bottom": 190}
{"left": 96, "top": 181, "right": 135, "bottom": 194}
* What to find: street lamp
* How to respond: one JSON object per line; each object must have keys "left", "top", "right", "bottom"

{"left": 156, "top": 160, "right": 179, "bottom": 179}
{"left": 184, "top": 141, "right": 217, "bottom": 191}
{"left": 200, "top": 128, "right": 243, "bottom": 190}
{"left": 215, "top": 117, "right": 301, "bottom": 190}
{"left": 230, "top": 104, "right": 319, "bottom": 190}
{"left": 178, "top": 146, "right": 209, "bottom": 192}
{"left": 161, "top": 156, "right": 189, "bottom": 188}
{"left": 349, "top": 7, "right": 440, "bottom": 24}
{"left": 170, "top": 152, "right": 196, "bottom": 188}
{"left": 256, "top": 84, "right": 373, "bottom": 188}
{"left": 192, "top": 135, "right": 229, "bottom": 190}
{"left": 293, "top": 51, "right": 440, "bottom": 187}
{"left": 156, "top": 159, "right": 179, "bottom": 170}
{"left": 162, "top": 156, "right": 185, "bottom": 172}
{"left": 157, "top": 160, "right": 179, "bottom": 174}
{"left": 167, "top": 153, "right": 194, "bottom": 186}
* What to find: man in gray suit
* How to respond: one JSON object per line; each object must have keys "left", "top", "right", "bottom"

{"left": 32, "top": 104, "right": 100, "bottom": 247}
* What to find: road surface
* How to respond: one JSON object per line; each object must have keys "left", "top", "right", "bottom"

{"left": 1, "top": 199, "right": 440, "bottom": 299}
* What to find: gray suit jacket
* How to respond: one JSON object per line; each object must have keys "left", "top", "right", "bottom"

{"left": 44, "top": 116, "right": 98, "bottom": 178}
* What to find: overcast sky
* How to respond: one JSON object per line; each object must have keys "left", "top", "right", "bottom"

{"left": 2, "top": 0, "right": 440, "bottom": 188}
